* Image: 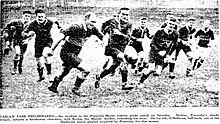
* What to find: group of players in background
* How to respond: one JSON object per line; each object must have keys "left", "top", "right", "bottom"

{"left": 1, "top": 7, "right": 215, "bottom": 96}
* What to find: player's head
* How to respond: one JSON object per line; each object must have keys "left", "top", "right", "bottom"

{"left": 166, "top": 17, "right": 177, "bottom": 32}
{"left": 118, "top": 7, "right": 130, "bottom": 23}
{"left": 84, "top": 12, "right": 97, "bottom": 30}
{"left": 187, "top": 17, "right": 195, "bottom": 28}
{"left": 22, "top": 10, "right": 32, "bottom": 23}
{"left": 140, "top": 17, "right": 147, "bottom": 28}
{"left": 166, "top": 14, "right": 175, "bottom": 20}
{"left": 35, "top": 9, "right": 46, "bottom": 24}
{"left": 203, "top": 20, "right": 211, "bottom": 28}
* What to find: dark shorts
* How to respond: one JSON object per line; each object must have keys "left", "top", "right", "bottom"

{"left": 20, "top": 44, "right": 27, "bottom": 55}
{"left": 60, "top": 41, "right": 82, "bottom": 67}
{"left": 34, "top": 46, "right": 45, "bottom": 58}
{"left": 34, "top": 39, "right": 52, "bottom": 58}
{"left": 130, "top": 41, "right": 143, "bottom": 53}
{"left": 177, "top": 41, "right": 192, "bottom": 54}
{"left": 104, "top": 45, "right": 126, "bottom": 59}
{"left": 148, "top": 48, "right": 165, "bottom": 66}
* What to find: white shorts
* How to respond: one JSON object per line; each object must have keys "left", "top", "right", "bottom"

{"left": 194, "top": 46, "right": 211, "bottom": 59}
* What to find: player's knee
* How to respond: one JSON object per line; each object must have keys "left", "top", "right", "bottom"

{"left": 120, "top": 66, "right": 128, "bottom": 75}
{"left": 148, "top": 63, "right": 155, "bottom": 71}
{"left": 155, "top": 65, "right": 162, "bottom": 75}
{"left": 138, "top": 51, "right": 145, "bottom": 58}
{"left": 77, "top": 70, "right": 90, "bottom": 79}
{"left": 43, "top": 47, "right": 52, "bottom": 57}
{"left": 143, "top": 63, "right": 155, "bottom": 75}
{"left": 105, "top": 57, "right": 114, "bottom": 70}
{"left": 15, "top": 45, "right": 21, "bottom": 55}
{"left": 36, "top": 57, "right": 43, "bottom": 67}
{"left": 167, "top": 56, "right": 176, "bottom": 63}
{"left": 45, "top": 56, "right": 53, "bottom": 64}
{"left": 186, "top": 51, "right": 194, "bottom": 58}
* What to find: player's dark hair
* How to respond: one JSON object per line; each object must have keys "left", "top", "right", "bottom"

{"left": 23, "top": 10, "right": 32, "bottom": 15}
{"left": 119, "top": 7, "right": 130, "bottom": 14}
{"left": 169, "top": 17, "right": 177, "bottom": 23}
{"left": 140, "top": 17, "right": 147, "bottom": 21}
{"left": 35, "top": 9, "right": 45, "bottom": 15}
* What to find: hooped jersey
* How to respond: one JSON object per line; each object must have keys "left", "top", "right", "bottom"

{"left": 195, "top": 28, "right": 214, "bottom": 48}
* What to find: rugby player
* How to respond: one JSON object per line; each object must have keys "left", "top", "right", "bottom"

{"left": 176, "top": 17, "right": 197, "bottom": 77}
{"left": 189, "top": 20, "right": 215, "bottom": 74}
{"left": 138, "top": 17, "right": 178, "bottom": 88}
{"left": 2, "top": 10, "right": 32, "bottom": 74}
{"left": 130, "top": 17, "right": 153, "bottom": 75}
{"left": 48, "top": 12, "right": 104, "bottom": 96}
{"left": 22, "top": 9, "right": 61, "bottom": 82}
{"left": 94, "top": 7, "right": 137, "bottom": 90}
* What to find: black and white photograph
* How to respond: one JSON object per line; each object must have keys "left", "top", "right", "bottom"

{"left": 0, "top": 0, "right": 219, "bottom": 123}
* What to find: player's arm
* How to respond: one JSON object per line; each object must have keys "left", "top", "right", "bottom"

{"left": 150, "top": 30, "right": 163, "bottom": 51}
{"left": 130, "top": 27, "right": 140, "bottom": 41}
{"left": 2, "top": 21, "right": 15, "bottom": 39}
{"left": 145, "top": 28, "right": 153, "bottom": 39}
{"left": 22, "top": 21, "right": 35, "bottom": 39}
{"left": 51, "top": 24, "right": 78, "bottom": 51}
{"left": 178, "top": 27, "right": 188, "bottom": 41}
{"left": 54, "top": 20, "right": 62, "bottom": 29}
{"left": 193, "top": 30, "right": 201, "bottom": 47}
{"left": 92, "top": 27, "right": 104, "bottom": 41}
{"left": 207, "top": 30, "right": 215, "bottom": 48}
{"left": 167, "top": 34, "right": 179, "bottom": 56}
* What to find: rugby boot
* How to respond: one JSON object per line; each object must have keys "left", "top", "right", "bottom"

{"left": 11, "top": 60, "right": 18, "bottom": 75}
{"left": 186, "top": 68, "right": 193, "bottom": 77}
{"left": 72, "top": 76, "right": 85, "bottom": 96}
{"left": 122, "top": 82, "right": 134, "bottom": 90}
{"left": 37, "top": 67, "right": 45, "bottom": 82}
{"left": 94, "top": 74, "right": 101, "bottom": 89}
{"left": 48, "top": 76, "right": 60, "bottom": 93}
{"left": 18, "top": 67, "right": 22, "bottom": 74}
{"left": 11, "top": 68, "right": 17, "bottom": 75}
{"left": 136, "top": 82, "right": 145, "bottom": 89}
{"left": 168, "top": 72, "right": 176, "bottom": 79}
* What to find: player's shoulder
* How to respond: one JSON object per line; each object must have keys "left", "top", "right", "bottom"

{"left": 127, "top": 22, "right": 133, "bottom": 27}
{"left": 156, "top": 28, "right": 164, "bottom": 33}
{"left": 29, "top": 19, "right": 37, "bottom": 24}
{"left": 160, "top": 22, "right": 167, "bottom": 28}
{"left": 103, "top": 18, "right": 118, "bottom": 24}
{"left": 179, "top": 25, "right": 187, "bottom": 30}
{"left": 47, "top": 17, "right": 58, "bottom": 22}
{"left": 196, "top": 29, "right": 203, "bottom": 33}
{"left": 46, "top": 18, "right": 54, "bottom": 25}
{"left": 172, "top": 30, "right": 179, "bottom": 36}
{"left": 8, "top": 19, "right": 22, "bottom": 24}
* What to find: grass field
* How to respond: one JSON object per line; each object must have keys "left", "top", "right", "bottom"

{"left": 0, "top": 23, "right": 219, "bottom": 108}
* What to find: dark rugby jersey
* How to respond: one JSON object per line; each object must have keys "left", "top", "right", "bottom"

{"left": 131, "top": 26, "right": 152, "bottom": 40}
{"left": 23, "top": 19, "right": 53, "bottom": 47}
{"left": 179, "top": 26, "right": 196, "bottom": 41}
{"left": 3, "top": 19, "right": 28, "bottom": 43}
{"left": 101, "top": 18, "right": 132, "bottom": 47}
{"left": 195, "top": 29, "right": 214, "bottom": 47}
{"left": 62, "top": 22, "right": 103, "bottom": 47}
{"left": 151, "top": 29, "right": 178, "bottom": 53}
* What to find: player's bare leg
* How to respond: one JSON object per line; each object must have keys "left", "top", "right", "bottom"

{"left": 11, "top": 45, "right": 20, "bottom": 75}
{"left": 138, "top": 63, "right": 155, "bottom": 88}
{"left": 36, "top": 57, "right": 45, "bottom": 82}
{"left": 48, "top": 65, "right": 72, "bottom": 93}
